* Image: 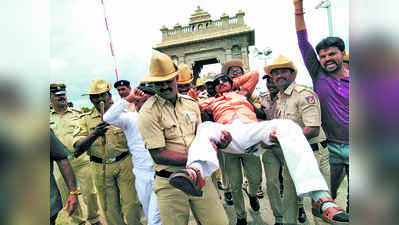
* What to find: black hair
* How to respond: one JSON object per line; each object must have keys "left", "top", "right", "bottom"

{"left": 315, "top": 37, "right": 345, "bottom": 54}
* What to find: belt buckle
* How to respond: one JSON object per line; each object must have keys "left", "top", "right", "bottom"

{"left": 106, "top": 157, "right": 117, "bottom": 164}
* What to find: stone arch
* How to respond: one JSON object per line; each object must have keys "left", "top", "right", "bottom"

{"left": 231, "top": 45, "right": 241, "bottom": 59}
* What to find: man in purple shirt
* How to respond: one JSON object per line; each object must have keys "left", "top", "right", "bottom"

{"left": 293, "top": 0, "right": 350, "bottom": 214}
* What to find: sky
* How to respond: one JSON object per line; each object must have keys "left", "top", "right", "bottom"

{"left": 50, "top": 0, "right": 349, "bottom": 108}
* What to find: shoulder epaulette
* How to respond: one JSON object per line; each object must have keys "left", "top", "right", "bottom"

{"left": 294, "top": 84, "right": 314, "bottom": 93}
{"left": 79, "top": 110, "right": 93, "bottom": 118}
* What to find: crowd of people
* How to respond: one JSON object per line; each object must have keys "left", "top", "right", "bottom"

{"left": 50, "top": 1, "right": 349, "bottom": 224}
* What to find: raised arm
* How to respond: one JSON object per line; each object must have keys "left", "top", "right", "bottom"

{"left": 293, "top": 0, "right": 323, "bottom": 81}
{"left": 233, "top": 70, "right": 259, "bottom": 94}
{"left": 294, "top": 0, "right": 306, "bottom": 31}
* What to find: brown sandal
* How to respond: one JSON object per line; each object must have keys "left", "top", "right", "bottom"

{"left": 312, "top": 197, "right": 349, "bottom": 224}
{"left": 169, "top": 167, "right": 204, "bottom": 197}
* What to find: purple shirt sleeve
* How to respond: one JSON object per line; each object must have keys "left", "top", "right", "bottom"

{"left": 297, "top": 29, "right": 324, "bottom": 83}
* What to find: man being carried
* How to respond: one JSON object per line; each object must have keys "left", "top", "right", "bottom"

{"left": 137, "top": 53, "right": 228, "bottom": 225}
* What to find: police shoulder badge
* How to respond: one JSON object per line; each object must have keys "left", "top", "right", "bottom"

{"left": 305, "top": 96, "right": 316, "bottom": 104}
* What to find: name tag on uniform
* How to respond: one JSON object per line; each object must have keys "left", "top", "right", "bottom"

{"left": 72, "top": 127, "right": 81, "bottom": 137}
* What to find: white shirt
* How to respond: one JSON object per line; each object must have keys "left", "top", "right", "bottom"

{"left": 103, "top": 99, "right": 154, "bottom": 171}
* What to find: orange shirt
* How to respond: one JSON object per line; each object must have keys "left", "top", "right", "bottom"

{"left": 199, "top": 70, "right": 259, "bottom": 124}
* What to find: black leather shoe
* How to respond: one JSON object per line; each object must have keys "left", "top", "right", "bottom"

{"left": 236, "top": 217, "right": 247, "bottom": 225}
{"left": 249, "top": 195, "right": 260, "bottom": 211}
{"left": 224, "top": 192, "right": 234, "bottom": 205}
{"left": 298, "top": 206, "right": 307, "bottom": 223}
{"left": 274, "top": 223, "right": 283, "bottom": 225}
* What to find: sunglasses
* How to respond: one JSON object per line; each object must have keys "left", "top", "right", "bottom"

{"left": 228, "top": 69, "right": 242, "bottom": 74}
{"left": 214, "top": 76, "right": 229, "bottom": 85}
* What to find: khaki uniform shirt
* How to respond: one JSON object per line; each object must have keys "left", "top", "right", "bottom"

{"left": 73, "top": 109, "right": 129, "bottom": 159}
{"left": 49, "top": 107, "right": 91, "bottom": 163}
{"left": 261, "top": 82, "right": 326, "bottom": 144}
{"left": 249, "top": 93, "right": 261, "bottom": 110}
{"left": 137, "top": 94, "right": 201, "bottom": 172}
{"left": 49, "top": 107, "right": 82, "bottom": 151}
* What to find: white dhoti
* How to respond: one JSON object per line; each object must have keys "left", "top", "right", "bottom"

{"left": 187, "top": 119, "right": 329, "bottom": 197}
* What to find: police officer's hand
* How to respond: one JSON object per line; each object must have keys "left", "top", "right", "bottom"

{"left": 293, "top": 0, "right": 303, "bottom": 5}
{"left": 64, "top": 193, "right": 78, "bottom": 216}
{"left": 93, "top": 121, "right": 110, "bottom": 137}
{"left": 187, "top": 89, "right": 200, "bottom": 100}
{"left": 218, "top": 130, "right": 232, "bottom": 149}
{"left": 125, "top": 88, "right": 145, "bottom": 103}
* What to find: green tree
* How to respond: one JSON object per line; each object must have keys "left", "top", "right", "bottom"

{"left": 80, "top": 106, "right": 91, "bottom": 113}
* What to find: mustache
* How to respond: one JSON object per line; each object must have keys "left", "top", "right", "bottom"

{"left": 160, "top": 88, "right": 172, "bottom": 93}
{"left": 324, "top": 60, "right": 337, "bottom": 66}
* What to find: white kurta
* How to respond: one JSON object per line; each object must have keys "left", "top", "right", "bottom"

{"left": 104, "top": 99, "right": 161, "bottom": 225}
{"left": 187, "top": 119, "right": 329, "bottom": 197}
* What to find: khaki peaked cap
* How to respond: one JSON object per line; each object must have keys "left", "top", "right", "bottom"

{"left": 263, "top": 55, "right": 297, "bottom": 78}
{"left": 195, "top": 77, "right": 204, "bottom": 87}
{"left": 344, "top": 52, "right": 349, "bottom": 62}
{"left": 82, "top": 77, "right": 111, "bottom": 96}
{"left": 177, "top": 64, "right": 194, "bottom": 84}
{"left": 140, "top": 53, "right": 179, "bottom": 83}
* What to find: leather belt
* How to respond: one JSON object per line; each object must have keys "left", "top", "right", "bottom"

{"left": 90, "top": 151, "right": 130, "bottom": 164}
{"left": 155, "top": 170, "right": 173, "bottom": 178}
{"left": 310, "top": 140, "right": 328, "bottom": 151}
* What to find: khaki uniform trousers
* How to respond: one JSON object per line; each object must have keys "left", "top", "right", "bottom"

{"left": 262, "top": 149, "right": 284, "bottom": 223}
{"left": 153, "top": 175, "right": 228, "bottom": 225}
{"left": 263, "top": 145, "right": 330, "bottom": 225}
{"left": 215, "top": 150, "right": 230, "bottom": 191}
{"left": 54, "top": 154, "right": 100, "bottom": 224}
{"left": 92, "top": 154, "right": 142, "bottom": 225}
{"left": 223, "top": 152, "right": 262, "bottom": 219}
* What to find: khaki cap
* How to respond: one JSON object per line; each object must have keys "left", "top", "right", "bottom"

{"left": 344, "top": 52, "right": 349, "bottom": 62}
{"left": 83, "top": 77, "right": 111, "bottom": 95}
{"left": 195, "top": 77, "right": 204, "bottom": 87}
{"left": 221, "top": 60, "right": 244, "bottom": 75}
{"left": 264, "top": 55, "right": 297, "bottom": 77}
{"left": 140, "top": 53, "right": 178, "bottom": 83}
{"left": 177, "top": 64, "right": 194, "bottom": 84}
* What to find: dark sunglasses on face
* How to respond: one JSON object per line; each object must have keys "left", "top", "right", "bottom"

{"left": 215, "top": 76, "right": 229, "bottom": 85}
{"left": 229, "top": 69, "right": 242, "bottom": 74}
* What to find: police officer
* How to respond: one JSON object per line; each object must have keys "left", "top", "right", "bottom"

{"left": 137, "top": 53, "right": 228, "bottom": 225}
{"left": 261, "top": 55, "right": 331, "bottom": 225}
{"left": 177, "top": 64, "right": 195, "bottom": 95}
{"left": 49, "top": 82, "right": 102, "bottom": 225}
{"left": 114, "top": 80, "right": 136, "bottom": 112}
{"left": 73, "top": 78, "right": 143, "bottom": 225}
